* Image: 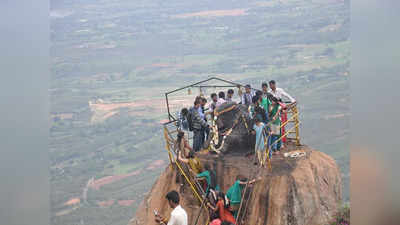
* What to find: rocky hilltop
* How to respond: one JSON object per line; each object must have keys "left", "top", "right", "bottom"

{"left": 129, "top": 143, "right": 342, "bottom": 225}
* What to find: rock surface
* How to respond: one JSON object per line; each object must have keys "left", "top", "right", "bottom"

{"left": 129, "top": 145, "right": 342, "bottom": 225}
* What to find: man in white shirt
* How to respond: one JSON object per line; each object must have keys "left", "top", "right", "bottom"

{"left": 226, "top": 89, "right": 235, "bottom": 103}
{"left": 155, "top": 191, "right": 188, "bottom": 225}
{"left": 216, "top": 91, "right": 226, "bottom": 108}
{"left": 209, "top": 93, "right": 218, "bottom": 112}
{"left": 268, "top": 80, "right": 296, "bottom": 103}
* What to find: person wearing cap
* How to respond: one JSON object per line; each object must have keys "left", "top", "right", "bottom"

{"left": 240, "top": 84, "right": 255, "bottom": 106}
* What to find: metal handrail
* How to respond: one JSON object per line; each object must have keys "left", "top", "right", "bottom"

{"left": 164, "top": 77, "right": 263, "bottom": 122}
{"left": 267, "top": 123, "right": 301, "bottom": 150}
{"left": 162, "top": 102, "right": 301, "bottom": 224}
{"left": 264, "top": 104, "right": 301, "bottom": 165}
{"left": 163, "top": 127, "right": 209, "bottom": 225}
{"left": 235, "top": 105, "right": 301, "bottom": 223}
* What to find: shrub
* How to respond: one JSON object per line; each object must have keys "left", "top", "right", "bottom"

{"left": 328, "top": 204, "right": 350, "bottom": 225}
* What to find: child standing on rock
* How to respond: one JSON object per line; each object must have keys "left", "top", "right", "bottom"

{"left": 252, "top": 117, "right": 267, "bottom": 168}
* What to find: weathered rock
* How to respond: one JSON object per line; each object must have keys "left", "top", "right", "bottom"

{"left": 130, "top": 145, "right": 342, "bottom": 225}
{"left": 244, "top": 149, "right": 342, "bottom": 225}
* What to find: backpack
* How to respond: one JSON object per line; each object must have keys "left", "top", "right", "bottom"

{"left": 187, "top": 108, "right": 195, "bottom": 131}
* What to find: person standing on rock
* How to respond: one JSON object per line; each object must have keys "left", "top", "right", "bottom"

{"left": 216, "top": 91, "right": 227, "bottom": 108}
{"left": 261, "top": 82, "right": 273, "bottom": 101}
{"left": 268, "top": 97, "right": 282, "bottom": 155}
{"left": 251, "top": 117, "right": 267, "bottom": 168}
{"left": 209, "top": 93, "right": 218, "bottom": 113}
{"left": 226, "top": 89, "right": 235, "bottom": 103}
{"left": 249, "top": 95, "right": 267, "bottom": 125}
{"left": 188, "top": 99, "right": 209, "bottom": 152}
{"left": 155, "top": 191, "right": 188, "bottom": 225}
{"left": 199, "top": 97, "right": 210, "bottom": 147}
{"left": 268, "top": 80, "right": 296, "bottom": 105}
{"left": 260, "top": 83, "right": 272, "bottom": 122}
{"left": 195, "top": 96, "right": 206, "bottom": 121}
{"left": 240, "top": 84, "right": 255, "bottom": 107}
{"left": 268, "top": 80, "right": 296, "bottom": 149}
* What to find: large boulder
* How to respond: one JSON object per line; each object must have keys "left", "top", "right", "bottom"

{"left": 130, "top": 146, "right": 342, "bottom": 225}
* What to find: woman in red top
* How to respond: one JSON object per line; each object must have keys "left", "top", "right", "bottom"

{"left": 207, "top": 192, "right": 236, "bottom": 224}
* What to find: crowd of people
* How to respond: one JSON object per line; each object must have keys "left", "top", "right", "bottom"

{"left": 179, "top": 80, "right": 296, "bottom": 165}
{"left": 155, "top": 80, "right": 296, "bottom": 225}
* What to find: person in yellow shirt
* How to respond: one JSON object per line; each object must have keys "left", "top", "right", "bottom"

{"left": 178, "top": 150, "right": 203, "bottom": 175}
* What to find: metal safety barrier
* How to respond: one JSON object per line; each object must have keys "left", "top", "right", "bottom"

{"left": 162, "top": 103, "right": 301, "bottom": 224}
{"left": 263, "top": 103, "right": 301, "bottom": 168}
{"left": 163, "top": 126, "right": 210, "bottom": 225}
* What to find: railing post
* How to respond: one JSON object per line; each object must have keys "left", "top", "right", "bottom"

{"left": 163, "top": 127, "right": 174, "bottom": 168}
{"left": 293, "top": 106, "right": 301, "bottom": 146}
{"left": 163, "top": 125, "right": 208, "bottom": 222}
